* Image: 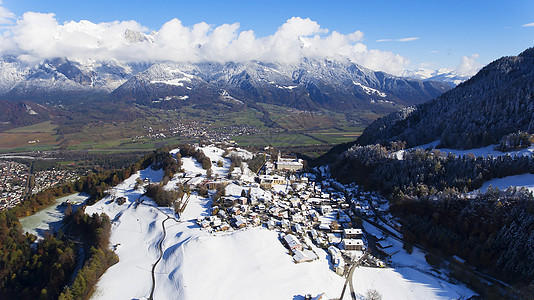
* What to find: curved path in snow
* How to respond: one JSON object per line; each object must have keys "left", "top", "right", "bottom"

{"left": 149, "top": 216, "right": 172, "bottom": 300}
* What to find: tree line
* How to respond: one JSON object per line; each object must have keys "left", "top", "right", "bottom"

{"left": 331, "top": 144, "right": 534, "bottom": 290}
{"left": 0, "top": 207, "right": 116, "bottom": 299}
{"left": 58, "top": 210, "right": 117, "bottom": 300}
{"left": 333, "top": 144, "right": 534, "bottom": 198}
{"left": 0, "top": 210, "right": 76, "bottom": 299}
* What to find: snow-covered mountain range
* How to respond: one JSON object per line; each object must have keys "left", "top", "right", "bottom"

{"left": 0, "top": 56, "right": 451, "bottom": 111}
{"left": 401, "top": 68, "right": 471, "bottom": 86}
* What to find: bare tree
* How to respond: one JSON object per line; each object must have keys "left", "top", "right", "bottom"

{"left": 366, "top": 289, "right": 382, "bottom": 300}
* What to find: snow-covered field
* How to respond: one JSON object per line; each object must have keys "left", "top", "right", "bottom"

{"left": 20, "top": 193, "right": 89, "bottom": 239}
{"left": 476, "top": 173, "right": 534, "bottom": 194}
{"left": 414, "top": 140, "right": 534, "bottom": 157}
{"left": 199, "top": 145, "right": 231, "bottom": 177}
{"left": 399, "top": 141, "right": 534, "bottom": 193}
{"left": 86, "top": 145, "right": 476, "bottom": 299}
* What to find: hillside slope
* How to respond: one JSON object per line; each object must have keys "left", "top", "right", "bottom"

{"left": 0, "top": 100, "right": 52, "bottom": 131}
{"left": 356, "top": 47, "right": 534, "bottom": 149}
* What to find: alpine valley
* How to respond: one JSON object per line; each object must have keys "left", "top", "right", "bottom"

{"left": 0, "top": 56, "right": 453, "bottom": 153}
{"left": 2, "top": 15, "right": 534, "bottom": 299}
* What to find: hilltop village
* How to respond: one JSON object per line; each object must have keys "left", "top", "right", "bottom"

{"left": 17, "top": 143, "right": 472, "bottom": 299}
{"left": 136, "top": 145, "right": 393, "bottom": 276}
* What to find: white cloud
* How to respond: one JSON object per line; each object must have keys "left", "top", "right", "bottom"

{"left": 522, "top": 22, "right": 534, "bottom": 27}
{"left": 455, "top": 54, "right": 482, "bottom": 76}
{"left": 376, "top": 37, "right": 419, "bottom": 42}
{"left": 397, "top": 37, "right": 419, "bottom": 42}
{"left": 0, "top": 13, "right": 411, "bottom": 75}
{"left": 0, "top": 1, "right": 14, "bottom": 24}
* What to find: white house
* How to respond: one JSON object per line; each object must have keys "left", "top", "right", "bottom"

{"left": 343, "top": 228, "right": 363, "bottom": 239}
{"left": 284, "top": 234, "right": 303, "bottom": 251}
{"left": 343, "top": 239, "right": 364, "bottom": 251}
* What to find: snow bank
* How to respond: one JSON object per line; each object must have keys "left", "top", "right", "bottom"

{"left": 352, "top": 267, "right": 467, "bottom": 300}
{"left": 198, "top": 145, "right": 230, "bottom": 177}
{"left": 159, "top": 228, "right": 344, "bottom": 299}
{"left": 181, "top": 157, "right": 206, "bottom": 176}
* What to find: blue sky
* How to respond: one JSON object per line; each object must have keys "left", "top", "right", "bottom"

{"left": 1, "top": 0, "right": 533, "bottom": 74}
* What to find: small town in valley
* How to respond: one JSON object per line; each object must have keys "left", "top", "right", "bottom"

{"left": 0, "top": 159, "right": 78, "bottom": 210}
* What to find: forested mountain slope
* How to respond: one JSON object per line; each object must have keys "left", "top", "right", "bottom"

{"left": 356, "top": 47, "right": 534, "bottom": 149}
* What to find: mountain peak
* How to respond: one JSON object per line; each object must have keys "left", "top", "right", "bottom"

{"left": 519, "top": 47, "right": 534, "bottom": 58}
{"left": 0, "top": 57, "right": 451, "bottom": 113}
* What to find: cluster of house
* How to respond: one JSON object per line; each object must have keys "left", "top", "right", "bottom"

{"left": 267, "top": 183, "right": 367, "bottom": 268}
{"left": 191, "top": 168, "right": 368, "bottom": 271}
{"left": 0, "top": 160, "right": 28, "bottom": 210}
{"left": 0, "top": 159, "right": 80, "bottom": 210}
{"left": 134, "top": 121, "right": 262, "bottom": 145}
{"left": 31, "top": 169, "right": 78, "bottom": 194}
{"left": 176, "top": 146, "right": 373, "bottom": 274}
{"left": 281, "top": 233, "right": 318, "bottom": 263}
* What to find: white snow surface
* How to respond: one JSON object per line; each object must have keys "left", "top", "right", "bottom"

{"left": 353, "top": 81, "right": 387, "bottom": 97}
{"left": 150, "top": 77, "right": 190, "bottom": 86}
{"left": 477, "top": 173, "right": 534, "bottom": 194}
{"left": 276, "top": 84, "right": 298, "bottom": 90}
{"left": 181, "top": 157, "right": 206, "bottom": 176}
{"left": 198, "top": 145, "right": 230, "bottom": 177}
{"left": 227, "top": 147, "right": 253, "bottom": 161}
{"left": 413, "top": 140, "right": 534, "bottom": 157}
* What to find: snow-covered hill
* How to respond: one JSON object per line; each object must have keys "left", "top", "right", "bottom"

{"left": 357, "top": 48, "right": 534, "bottom": 149}
{"left": 83, "top": 145, "right": 475, "bottom": 300}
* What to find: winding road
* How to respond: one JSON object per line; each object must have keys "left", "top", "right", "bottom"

{"left": 148, "top": 216, "right": 172, "bottom": 300}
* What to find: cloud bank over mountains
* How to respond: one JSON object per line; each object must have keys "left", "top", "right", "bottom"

{"left": 0, "top": 4, "right": 481, "bottom": 77}
{"left": 0, "top": 10, "right": 409, "bottom": 74}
